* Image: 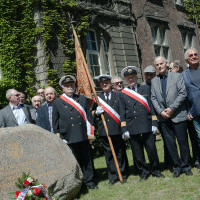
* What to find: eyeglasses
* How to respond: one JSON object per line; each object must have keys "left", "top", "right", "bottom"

{"left": 113, "top": 81, "right": 123, "bottom": 85}
{"left": 188, "top": 53, "right": 198, "bottom": 58}
{"left": 37, "top": 92, "right": 44, "bottom": 94}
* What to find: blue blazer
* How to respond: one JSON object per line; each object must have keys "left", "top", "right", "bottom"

{"left": 36, "top": 102, "right": 51, "bottom": 132}
{"left": 182, "top": 68, "right": 200, "bottom": 117}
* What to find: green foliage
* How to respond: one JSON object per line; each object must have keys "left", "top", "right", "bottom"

{"left": 0, "top": 0, "right": 37, "bottom": 108}
{"left": 184, "top": 0, "right": 200, "bottom": 25}
{"left": 0, "top": 0, "right": 90, "bottom": 106}
{"left": 40, "top": 0, "right": 90, "bottom": 95}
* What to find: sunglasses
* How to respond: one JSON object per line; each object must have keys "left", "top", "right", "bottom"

{"left": 113, "top": 81, "right": 123, "bottom": 85}
{"left": 188, "top": 53, "right": 198, "bottom": 58}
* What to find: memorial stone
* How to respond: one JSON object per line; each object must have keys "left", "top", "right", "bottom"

{"left": 0, "top": 124, "right": 83, "bottom": 200}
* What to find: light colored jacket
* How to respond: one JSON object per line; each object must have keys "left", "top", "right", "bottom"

{"left": 151, "top": 72, "right": 187, "bottom": 123}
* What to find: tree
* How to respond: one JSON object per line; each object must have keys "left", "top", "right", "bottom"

{"left": 184, "top": 0, "right": 200, "bottom": 45}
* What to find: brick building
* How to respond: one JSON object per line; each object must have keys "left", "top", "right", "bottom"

{"left": 35, "top": 0, "right": 200, "bottom": 86}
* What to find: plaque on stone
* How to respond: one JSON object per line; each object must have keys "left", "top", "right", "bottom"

{"left": 0, "top": 124, "right": 83, "bottom": 200}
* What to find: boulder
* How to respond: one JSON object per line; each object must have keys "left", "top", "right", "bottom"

{"left": 0, "top": 124, "right": 83, "bottom": 200}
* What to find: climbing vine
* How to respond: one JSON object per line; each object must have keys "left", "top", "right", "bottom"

{"left": 39, "top": 0, "right": 89, "bottom": 94}
{"left": 0, "top": 0, "right": 37, "bottom": 108}
{"left": 0, "top": 0, "right": 89, "bottom": 107}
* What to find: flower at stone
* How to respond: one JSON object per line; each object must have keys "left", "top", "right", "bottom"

{"left": 23, "top": 180, "right": 30, "bottom": 187}
{"left": 33, "top": 188, "right": 41, "bottom": 195}
{"left": 27, "top": 190, "right": 33, "bottom": 197}
{"left": 43, "top": 184, "right": 47, "bottom": 188}
{"left": 27, "top": 176, "right": 34, "bottom": 183}
{"left": 14, "top": 191, "right": 21, "bottom": 197}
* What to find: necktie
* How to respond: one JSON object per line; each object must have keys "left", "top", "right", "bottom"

{"left": 161, "top": 75, "right": 167, "bottom": 104}
{"left": 106, "top": 93, "right": 110, "bottom": 104}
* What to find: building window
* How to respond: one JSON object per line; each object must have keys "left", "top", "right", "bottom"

{"left": 175, "top": 0, "right": 184, "bottom": 6}
{"left": 149, "top": 22, "right": 171, "bottom": 61}
{"left": 179, "top": 28, "right": 195, "bottom": 52}
{"left": 86, "top": 30, "right": 110, "bottom": 78}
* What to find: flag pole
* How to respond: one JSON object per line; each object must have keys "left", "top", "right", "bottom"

{"left": 72, "top": 28, "right": 123, "bottom": 184}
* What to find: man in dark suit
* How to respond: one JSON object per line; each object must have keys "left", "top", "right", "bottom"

{"left": 182, "top": 48, "right": 200, "bottom": 168}
{"left": 36, "top": 87, "right": 57, "bottom": 133}
{"left": 151, "top": 56, "right": 192, "bottom": 177}
{"left": 119, "top": 66, "right": 164, "bottom": 181}
{"left": 95, "top": 75, "right": 129, "bottom": 185}
{"left": 0, "top": 89, "right": 33, "bottom": 127}
{"left": 30, "top": 95, "right": 42, "bottom": 124}
{"left": 52, "top": 75, "right": 97, "bottom": 190}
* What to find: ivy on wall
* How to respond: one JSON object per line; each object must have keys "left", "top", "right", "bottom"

{"left": 0, "top": 0, "right": 37, "bottom": 108}
{"left": 0, "top": 0, "right": 89, "bottom": 108}
{"left": 39, "top": 0, "right": 89, "bottom": 95}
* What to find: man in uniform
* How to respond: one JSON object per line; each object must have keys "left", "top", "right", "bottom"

{"left": 52, "top": 75, "right": 97, "bottom": 189}
{"left": 95, "top": 75, "right": 129, "bottom": 185}
{"left": 119, "top": 66, "right": 164, "bottom": 181}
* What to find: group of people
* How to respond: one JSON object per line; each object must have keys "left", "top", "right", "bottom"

{"left": 0, "top": 47, "right": 200, "bottom": 189}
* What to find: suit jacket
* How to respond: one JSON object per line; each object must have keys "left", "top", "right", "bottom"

{"left": 119, "top": 84, "right": 154, "bottom": 135}
{"left": 151, "top": 72, "right": 188, "bottom": 123}
{"left": 30, "top": 108, "right": 37, "bottom": 124}
{"left": 52, "top": 93, "right": 94, "bottom": 144}
{"left": 0, "top": 104, "right": 33, "bottom": 127}
{"left": 182, "top": 67, "right": 200, "bottom": 117}
{"left": 96, "top": 91, "right": 121, "bottom": 136}
{"left": 36, "top": 102, "right": 51, "bottom": 132}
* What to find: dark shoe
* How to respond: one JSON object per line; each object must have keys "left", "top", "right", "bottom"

{"left": 87, "top": 184, "right": 98, "bottom": 189}
{"left": 185, "top": 170, "right": 193, "bottom": 176}
{"left": 152, "top": 172, "right": 165, "bottom": 178}
{"left": 173, "top": 171, "right": 181, "bottom": 178}
{"left": 194, "top": 163, "right": 200, "bottom": 169}
{"left": 109, "top": 180, "right": 118, "bottom": 185}
{"left": 123, "top": 178, "right": 127, "bottom": 183}
{"left": 139, "top": 173, "right": 149, "bottom": 181}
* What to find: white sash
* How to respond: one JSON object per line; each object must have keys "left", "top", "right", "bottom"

{"left": 121, "top": 88, "right": 150, "bottom": 112}
{"left": 60, "top": 94, "right": 94, "bottom": 136}
{"left": 98, "top": 97, "right": 121, "bottom": 126}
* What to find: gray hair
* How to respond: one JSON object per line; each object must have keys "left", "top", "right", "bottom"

{"left": 44, "top": 86, "right": 57, "bottom": 95}
{"left": 6, "top": 89, "right": 17, "bottom": 100}
{"left": 31, "top": 95, "right": 42, "bottom": 103}
{"left": 154, "top": 56, "right": 167, "bottom": 65}
{"left": 172, "top": 60, "right": 184, "bottom": 72}
{"left": 111, "top": 76, "right": 123, "bottom": 84}
{"left": 184, "top": 48, "right": 198, "bottom": 61}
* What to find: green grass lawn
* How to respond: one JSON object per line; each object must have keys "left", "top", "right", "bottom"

{"left": 75, "top": 140, "right": 200, "bottom": 200}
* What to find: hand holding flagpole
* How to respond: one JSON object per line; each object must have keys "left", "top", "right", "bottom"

{"left": 73, "top": 27, "right": 123, "bottom": 184}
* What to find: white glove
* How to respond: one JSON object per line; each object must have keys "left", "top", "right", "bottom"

{"left": 152, "top": 126, "right": 158, "bottom": 134}
{"left": 122, "top": 131, "right": 130, "bottom": 141}
{"left": 62, "top": 139, "right": 68, "bottom": 144}
{"left": 95, "top": 106, "right": 104, "bottom": 115}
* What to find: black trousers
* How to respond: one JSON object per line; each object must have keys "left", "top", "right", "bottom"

{"left": 100, "top": 135, "right": 129, "bottom": 181}
{"left": 159, "top": 120, "right": 191, "bottom": 172}
{"left": 129, "top": 132, "right": 160, "bottom": 176}
{"left": 68, "top": 140, "right": 95, "bottom": 186}
{"left": 188, "top": 120, "right": 200, "bottom": 165}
